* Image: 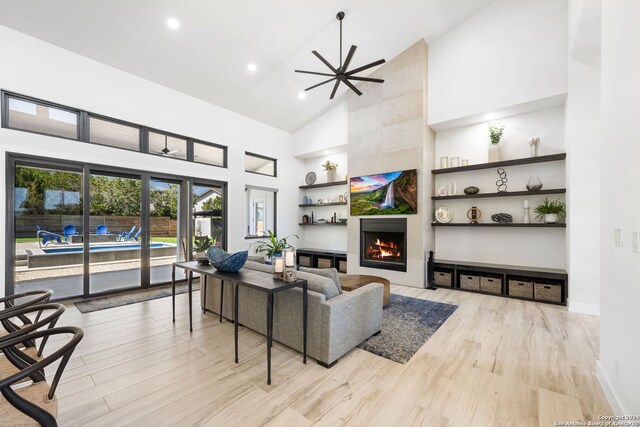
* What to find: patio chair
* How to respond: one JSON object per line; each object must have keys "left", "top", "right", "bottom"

{"left": 62, "top": 224, "right": 77, "bottom": 241}
{"left": 96, "top": 224, "right": 108, "bottom": 235}
{"left": 0, "top": 326, "right": 83, "bottom": 426}
{"left": 36, "top": 226, "right": 63, "bottom": 247}
{"left": 119, "top": 225, "right": 136, "bottom": 241}
{"left": 130, "top": 228, "right": 142, "bottom": 242}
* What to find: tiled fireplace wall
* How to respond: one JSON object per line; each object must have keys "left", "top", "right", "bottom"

{"left": 347, "top": 40, "right": 435, "bottom": 287}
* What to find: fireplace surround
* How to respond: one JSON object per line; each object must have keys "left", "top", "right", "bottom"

{"left": 360, "top": 218, "right": 407, "bottom": 272}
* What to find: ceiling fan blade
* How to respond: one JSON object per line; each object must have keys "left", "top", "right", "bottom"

{"left": 341, "top": 77, "right": 363, "bottom": 96}
{"left": 168, "top": 149, "right": 180, "bottom": 155}
{"left": 305, "top": 77, "right": 336, "bottom": 91}
{"left": 342, "top": 45, "right": 357, "bottom": 72}
{"left": 346, "top": 76, "right": 385, "bottom": 83}
{"left": 346, "top": 58, "right": 386, "bottom": 76}
{"left": 294, "top": 69, "right": 335, "bottom": 77}
{"left": 312, "top": 50, "right": 338, "bottom": 74}
{"left": 329, "top": 80, "right": 341, "bottom": 99}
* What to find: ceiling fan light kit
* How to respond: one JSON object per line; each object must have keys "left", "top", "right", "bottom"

{"left": 295, "top": 11, "right": 386, "bottom": 99}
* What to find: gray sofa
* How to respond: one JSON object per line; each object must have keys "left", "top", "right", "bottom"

{"left": 200, "top": 261, "right": 384, "bottom": 367}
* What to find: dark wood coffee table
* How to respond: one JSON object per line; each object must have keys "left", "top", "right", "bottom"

{"left": 340, "top": 274, "right": 390, "bottom": 307}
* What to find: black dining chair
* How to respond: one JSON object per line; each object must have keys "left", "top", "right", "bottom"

{"left": 0, "top": 326, "right": 84, "bottom": 427}
{"left": 0, "top": 290, "right": 53, "bottom": 314}
{"left": 0, "top": 303, "right": 66, "bottom": 354}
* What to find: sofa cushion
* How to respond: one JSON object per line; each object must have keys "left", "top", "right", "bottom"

{"left": 247, "top": 255, "right": 265, "bottom": 264}
{"left": 244, "top": 261, "right": 339, "bottom": 299}
{"left": 299, "top": 267, "right": 342, "bottom": 296}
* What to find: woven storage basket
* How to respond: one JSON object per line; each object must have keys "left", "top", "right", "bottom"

{"left": 460, "top": 274, "right": 480, "bottom": 290}
{"left": 298, "top": 255, "right": 312, "bottom": 268}
{"left": 480, "top": 276, "right": 502, "bottom": 294}
{"left": 509, "top": 279, "right": 533, "bottom": 299}
{"left": 338, "top": 259, "right": 348, "bottom": 273}
{"left": 534, "top": 282, "right": 562, "bottom": 303}
{"left": 317, "top": 258, "right": 332, "bottom": 269}
{"left": 434, "top": 271, "right": 452, "bottom": 287}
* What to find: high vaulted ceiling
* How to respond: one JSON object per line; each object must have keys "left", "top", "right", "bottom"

{"left": 0, "top": 0, "right": 494, "bottom": 133}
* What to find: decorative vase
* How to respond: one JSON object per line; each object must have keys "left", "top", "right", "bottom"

{"left": 544, "top": 214, "right": 558, "bottom": 224}
{"left": 488, "top": 144, "right": 501, "bottom": 162}
{"left": 526, "top": 176, "right": 543, "bottom": 191}
{"left": 326, "top": 169, "right": 335, "bottom": 183}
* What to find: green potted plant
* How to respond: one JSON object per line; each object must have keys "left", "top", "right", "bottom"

{"left": 193, "top": 235, "right": 212, "bottom": 260}
{"left": 534, "top": 198, "right": 566, "bottom": 224}
{"left": 322, "top": 160, "right": 338, "bottom": 183}
{"left": 488, "top": 122, "right": 505, "bottom": 162}
{"left": 253, "top": 230, "right": 298, "bottom": 259}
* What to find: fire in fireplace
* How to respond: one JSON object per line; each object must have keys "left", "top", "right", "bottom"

{"left": 360, "top": 218, "right": 407, "bottom": 272}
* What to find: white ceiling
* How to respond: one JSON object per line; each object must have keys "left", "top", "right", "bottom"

{"left": 0, "top": 0, "right": 494, "bottom": 133}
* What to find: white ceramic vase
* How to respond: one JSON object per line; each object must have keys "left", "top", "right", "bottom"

{"left": 488, "top": 144, "right": 501, "bottom": 162}
{"left": 544, "top": 214, "right": 558, "bottom": 224}
{"left": 326, "top": 169, "right": 335, "bottom": 183}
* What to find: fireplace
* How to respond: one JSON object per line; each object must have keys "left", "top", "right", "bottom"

{"left": 360, "top": 218, "right": 407, "bottom": 272}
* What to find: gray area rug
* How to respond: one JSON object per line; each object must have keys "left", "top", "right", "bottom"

{"left": 75, "top": 282, "right": 200, "bottom": 313}
{"left": 358, "top": 293, "right": 458, "bottom": 364}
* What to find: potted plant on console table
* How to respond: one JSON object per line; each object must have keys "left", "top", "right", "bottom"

{"left": 253, "top": 230, "right": 298, "bottom": 261}
{"left": 534, "top": 198, "right": 566, "bottom": 224}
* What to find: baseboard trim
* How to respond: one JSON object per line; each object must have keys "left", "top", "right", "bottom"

{"left": 568, "top": 301, "right": 600, "bottom": 316}
{"left": 596, "top": 360, "right": 626, "bottom": 415}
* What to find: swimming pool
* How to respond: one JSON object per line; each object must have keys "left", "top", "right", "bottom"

{"left": 42, "top": 242, "right": 173, "bottom": 254}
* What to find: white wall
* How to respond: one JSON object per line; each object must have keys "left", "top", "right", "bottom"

{"left": 0, "top": 25, "right": 302, "bottom": 298}
{"left": 434, "top": 107, "right": 567, "bottom": 269}
{"left": 428, "top": 0, "right": 568, "bottom": 125}
{"left": 598, "top": 0, "right": 640, "bottom": 414}
{"left": 564, "top": 0, "right": 602, "bottom": 315}
{"left": 293, "top": 102, "right": 348, "bottom": 158}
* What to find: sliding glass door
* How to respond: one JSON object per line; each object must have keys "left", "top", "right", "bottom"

{"left": 7, "top": 154, "right": 226, "bottom": 301}
{"left": 150, "top": 178, "right": 183, "bottom": 285}
{"left": 89, "top": 171, "right": 142, "bottom": 294}
{"left": 13, "top": 163, "right": 84, "bottom": 299}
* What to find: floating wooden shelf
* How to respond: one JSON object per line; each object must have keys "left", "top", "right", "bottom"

{"left": 299, "top": 202, "right": 348, "bottom": 207}
{"left": 431, "top": 222, "right": 566, "bottom": 228}
{"left": 432, "top": 188, "right": 566, "bottom": 200}
{"left": 299, "top": 222, "right": 347, "bottom": 226}
{"left": 431, "top": 153, "right": 566, "bottom": 175}
{"left": 299, "top": 180, "right": 348, "bottom": 189}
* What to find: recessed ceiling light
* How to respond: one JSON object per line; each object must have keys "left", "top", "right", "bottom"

{"left": 167, "top": 18, "right": 180, "bottom": 30}
{"left": 298, "top": 92, "right": 307, "bottom": 100}
{"left": 247, "top": 63, "right": 257, "bottom": 72}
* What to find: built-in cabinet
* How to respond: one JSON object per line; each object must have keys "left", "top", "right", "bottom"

{"left": 298, "top": 180, "right": 348, "bottom": 226}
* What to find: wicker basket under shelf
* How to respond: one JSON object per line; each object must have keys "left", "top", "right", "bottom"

{"left": 338, "top": 259, "right": 348, "bottom": 273}
{"left": 434, "top": 271, "right": 453, "bottom": 287}
{"left": 480, "top": 276, "right": 502, "bottom": 294}
{"left": 509, "top": 279, "right": 533, "bottom": 299}
{"left": 298, "top": 255, "right": 312, "bottom": 268}
{"left": 460, "top": 274, "right": 480, "bottom": 291}
{"left": 534, "top": 282, "right": 562, "bottom": 303}
{"left": 317, "top": 258, "right": 332, "bottom": 269}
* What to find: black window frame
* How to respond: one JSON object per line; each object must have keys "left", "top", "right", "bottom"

{"left": 1, "top": 90, "right": 228, "bottom": 168}
{"left": 244, "top": 185, "right": 278, "bottom": 240}
{"left": 244, "top": 151, "right": 277, "bottom": 177}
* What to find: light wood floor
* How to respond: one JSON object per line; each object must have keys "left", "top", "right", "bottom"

{"left": 39, "top": 286, "right": 610, "bottom": 426}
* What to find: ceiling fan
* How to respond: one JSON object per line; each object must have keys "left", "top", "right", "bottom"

{"left": 295, "top": 11, "right": 386, "bottom": 99}
{"left": 157, "top": 135, "right": 180, "bottom": 157}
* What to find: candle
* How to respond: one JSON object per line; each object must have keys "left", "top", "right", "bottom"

{"left": 524, "top": 200, "right": 529, "bottom": 209}
{"left": 285, "top": 251, "right": 295, "bottom": 267}
{"left": 274, "top": 257, "right": 285, "bottom": 273}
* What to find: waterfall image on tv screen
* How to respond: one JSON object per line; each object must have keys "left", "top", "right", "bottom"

{"left": 350, "top": 169, "right": 418, "bottom": 216}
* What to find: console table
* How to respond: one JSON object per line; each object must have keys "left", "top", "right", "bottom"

{"left": 171, "top": 261, "right": 308, "bottom": 385}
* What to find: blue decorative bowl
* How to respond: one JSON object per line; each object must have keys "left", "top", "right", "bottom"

{"left": 206, "top": 247, "right": 248, "bottom": 272}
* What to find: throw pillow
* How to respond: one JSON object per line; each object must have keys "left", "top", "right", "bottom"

{"left": 299, "top": 267, "right": 343, "bottom": 295}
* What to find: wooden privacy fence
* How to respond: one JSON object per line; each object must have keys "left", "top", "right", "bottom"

{"left": 16, "top": 215, "right": 177, "bottom": 238}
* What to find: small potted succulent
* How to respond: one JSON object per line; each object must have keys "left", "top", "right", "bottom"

{"left": 488, "top": 122, "right": 505, "bottom": 162}
{"left": 322, "top": 160, "right": 338, "bottom": 183}
{"left": 193, "top": 235, "right": 212, "bottom": 263}
{"left": 534, "top": 198, "right": 566, "bottom": 224}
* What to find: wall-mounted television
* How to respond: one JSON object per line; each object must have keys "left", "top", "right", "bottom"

{"left": 350, "top": 169, "right": 418, "bottom": 216}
